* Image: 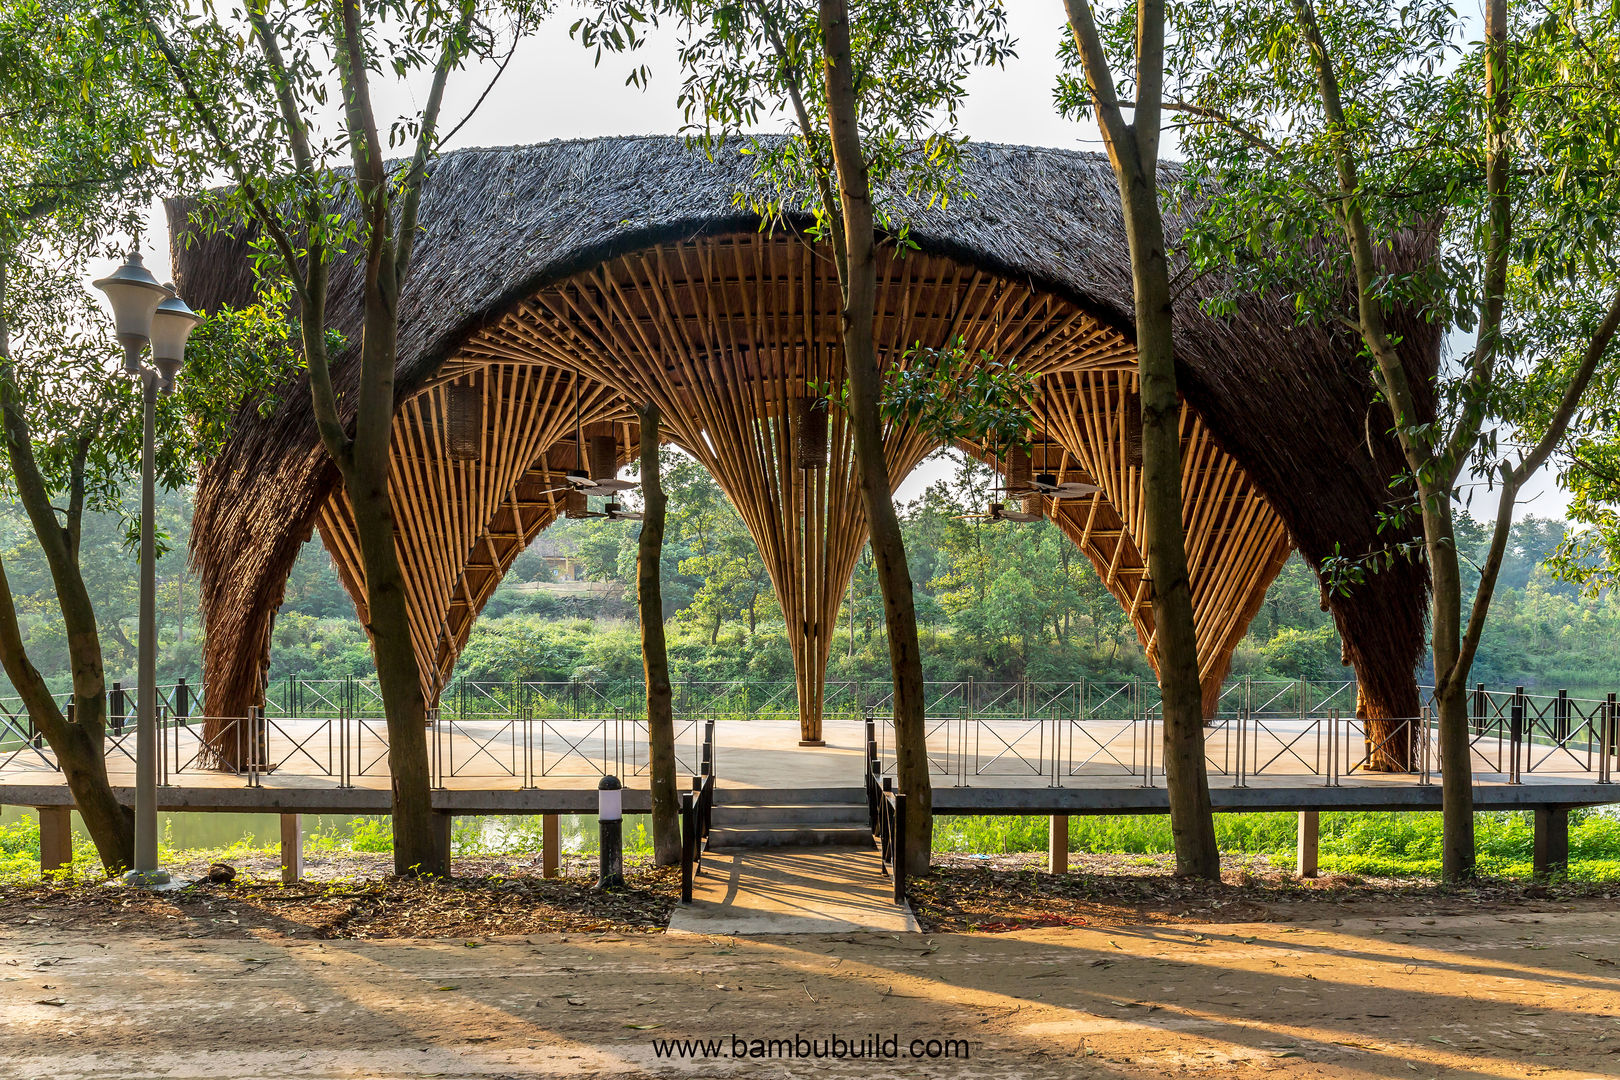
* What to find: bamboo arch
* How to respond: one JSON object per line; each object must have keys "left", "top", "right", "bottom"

{"left": 174, "top": 137, "right": 1436, "bottom": 762}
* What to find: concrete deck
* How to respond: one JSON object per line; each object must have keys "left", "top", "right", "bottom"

{"left": 667, "top": 847, "right": 918, "bottom": 934}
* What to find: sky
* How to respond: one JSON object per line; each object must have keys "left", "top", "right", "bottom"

{"left": 121, "top": 1, "right": 1566, "bottom": 520}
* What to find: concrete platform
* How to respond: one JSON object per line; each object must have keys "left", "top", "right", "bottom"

{"left": 667, "top": 847, "right": 918, "bottom": 935}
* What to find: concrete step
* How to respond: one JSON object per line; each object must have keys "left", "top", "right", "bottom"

{"left": 717, "top": 786, "right": 865, "bottom": 806}
{"left": 707, "top": 825, "right": 875, "bottom": 850}
{"left": 712, "top": 803, "right": 868, "bottom": 827}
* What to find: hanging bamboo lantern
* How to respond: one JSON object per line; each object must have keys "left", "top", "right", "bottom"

{"left": 796, "top": 396, "right": 829, "bottom": 470}
{"left": 1122, "top": 392, "right": 1144, "bottom": 468}
{"left": 445, "top": 382, "right": 481, "bottom": 461}
{"left": 1021, "top": 494, "right": 1044, "bottom": 519}
{"left": 564, "top": 489, "right": 589, "bottom": 520}
{"left": 1006, "top": 444, "right": 1032, "bottom": 489}
{"left": 587, "top": 433, "right": 619, "bottom": 482}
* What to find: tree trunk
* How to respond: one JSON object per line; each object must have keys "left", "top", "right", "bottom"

{"left": 350, "top": 471, "right": 441, "bottom": 875}
{"left": 820, "top": 0, "right": 931, "bottom": 878}
{"left": 0, "top": 259, "right": 133, "bottom": 874}
{"left": 347, "top": 261, "right": 442, "bottom": 878}
{"left": 0, "top": 560, "right": 133, "bottom": 872}
{"left": 1127, "top": 70, "right": 1217, "bottom": 888}
{"left": 1425, "top": 497, "right": 1475, "bottom": 880}
{"left": 1065, "top": 0, "right": 1218, "bottom": 878}
{"left": 637, "top": 405, "right": 680, "bottom": 866}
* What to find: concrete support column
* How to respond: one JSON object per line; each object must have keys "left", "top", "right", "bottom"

{"left": 1534, "top": 807, "right": 1569, "bottom": 880}
{"left": 542, "top": 813, "right": 560, "bottom": 878}
{"left": 280, "top": 813, "right": 303, "bottom": 885}
{"left": 1296, "top": 810, "right": 1319, "bottom": 879}
{"left": 1048, "top": 814, "right": 1069, "bottom": 874}
{"left": 433, "top": 812, "right": 453, "bottom": 877}
{"left": 38, "top": 807, "right": 71, "bottom": 876}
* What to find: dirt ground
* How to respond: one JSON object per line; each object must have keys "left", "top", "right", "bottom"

{"left": 0, "top": 856, "right": 678, "bottom": 940}
{"left": 3, "top": 903, "right": 1618, "bottom": 1079}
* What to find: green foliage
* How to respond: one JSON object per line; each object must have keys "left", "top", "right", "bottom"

{"left": 11, "top": 448, "right": 1616, "bottom": 701}
{"left": 1156, "top": 0, "right": 1620, "bottom": 593}
{"left": 881, "top": 336, "right": 1035, "bottom": 461}
{"left": 936, "top": 810, "right": 1620, "bottom": 881}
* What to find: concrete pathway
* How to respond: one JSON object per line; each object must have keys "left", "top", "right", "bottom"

{"left": 667, "top": 846, "right": 918, "bottom": 934}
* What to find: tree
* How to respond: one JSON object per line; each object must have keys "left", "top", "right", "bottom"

{"left": 139, "top": 0, "right": 545, "bottom": 876}
{"left": 635, "top": 404, "right": 680, "bottom": 865}
{"left": 577, "top": 0, "right": 1013, "bottom": 877}
{"left": 1058, "top": 0, "right": 1219, "bottom": 879}
{"left": 0, "top": 0, "right": 222, "bottom": 873}
{"left": 1161, "top": 0, "right": 1620, "bottom": 879}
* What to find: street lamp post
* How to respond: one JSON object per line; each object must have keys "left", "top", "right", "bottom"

{"left": 93, "top": 250, "right": 201, "bottom": 887}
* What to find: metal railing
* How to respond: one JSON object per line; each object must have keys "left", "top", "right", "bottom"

{"left": 870, "top": 696, "right": 1620, "bottom": 788}
{"left": 679, "top": 722, "right": 717, "bottom": 905}
{"left": 5, "top": 679, "right": 1619, "bottom": 789}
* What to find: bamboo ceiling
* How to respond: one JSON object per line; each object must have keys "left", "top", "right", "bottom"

{"left": 300, "top": 233, "right": 1294, "bottom": 738}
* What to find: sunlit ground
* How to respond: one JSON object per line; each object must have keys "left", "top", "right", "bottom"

{"left": 3, "top": 909, "right": 1616, "bottom": 1078}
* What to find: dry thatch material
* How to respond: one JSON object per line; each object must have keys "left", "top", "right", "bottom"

{"left": 171, "top": 136, "right": 1436, "bottom": 740}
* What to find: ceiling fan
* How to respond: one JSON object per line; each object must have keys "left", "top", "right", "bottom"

{"left": 957, "top": 500, "right": 1042, "bottom": 524}
{"left": 548, "top": 368, "right": 640, "bottom": 497}
{"left": 993, "top": 377, "right": 1101, "bottom": 500}
{"left": 600, "top": 501, "right": 644, "bottom": 521}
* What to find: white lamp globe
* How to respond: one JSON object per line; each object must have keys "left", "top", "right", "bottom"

{"left": 91, "top": 252, "right": 169, "bottom": 374}
{"left": 149, "top": 288, "right": 202, "bottom": 394}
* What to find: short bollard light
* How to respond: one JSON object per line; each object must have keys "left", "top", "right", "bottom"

{"left": 597, "top": 774, "right": 625, "bottom": 889}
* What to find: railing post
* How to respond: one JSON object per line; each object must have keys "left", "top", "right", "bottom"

{"left": 158, "top": 706, "right": 169, "bottom": 786}
{"left": 175, "top": 677, "right": 190, "bottom": 726}
{"left": 1329, "top": 708, "right": 1339, "bottom": 787}
{"left": 679, "top": 791, "right": 695, "bottom": 904}
{"left": 110, "top": 682, "right": 126, "bottom": 736}
{"left": 1511, "top": 686, "right": 1525, "bottom": 783}
{"left": 1556, "top": 688, "right": 1570, "bottom": 744}
{"left": 1473, "top": 682, "right": 1486, "bottom": 735}
{"left": 246, "top": 706, "right": 260, "bottom": 788}
{"left": 1419, "top": 708, "right": 1431, "bottom": 785}
{"left": 1600, "top": 693, "right": 1613, "bottom": 786}
{"left": 892, "top": 792, "right": 908, "bottom": 904}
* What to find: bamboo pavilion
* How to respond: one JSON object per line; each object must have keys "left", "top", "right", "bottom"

{"left": 171, "top": 137, "right": 1438, "bottom": 758}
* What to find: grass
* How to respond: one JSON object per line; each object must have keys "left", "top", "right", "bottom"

{"left": 5, "top": 809, "right": 1619, "bottom": 883}
{"left": 0, "top": 811, "right": 660, "bottom": 884}
{"left": 934, "top": 809, "right": 1620, "bottom": 880}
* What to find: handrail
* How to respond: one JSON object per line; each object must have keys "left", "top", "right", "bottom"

{"left": 864, "top": 711, "right": 907, "bottom": 903}
{"left": 679, "top": 719, "right": 717, "bottom": 904}
{"left": 872, "top": 777, "right": 908, "bottom": 904}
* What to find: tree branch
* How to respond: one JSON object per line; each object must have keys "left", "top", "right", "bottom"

{"left": 1062, "top": 0, "right": 1135, "bottom": 165}
{"left": 754, "top": 0, "right": 849, "bottom": 284}
{"left": 396, "top": 2, "right": 474, "bottom": 280}
{"left": 138, "top": 3, "right": 313, "bottom": 310}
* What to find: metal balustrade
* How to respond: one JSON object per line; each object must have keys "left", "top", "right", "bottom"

{"left": 4, "top": 677, "right": 1618, "bottom": 788}
{"left": 868, "top": 698, "right": 1617, "bottom": 788}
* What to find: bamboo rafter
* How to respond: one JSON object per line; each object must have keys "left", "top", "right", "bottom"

{"left": 309, "top": 233, "right": 1295, "bottom": 733}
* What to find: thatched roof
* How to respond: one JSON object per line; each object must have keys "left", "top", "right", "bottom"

{"left": 171, "top": 135, "right": 1438, "bottom": 720}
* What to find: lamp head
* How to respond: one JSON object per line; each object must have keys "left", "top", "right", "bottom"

{"left": 91, "top": 251, "right": 169, "bottom": 372}
{"left": 149, "top": 287, "right": 202, "bottom": 394}
{"left": 597, "top": 774, "right": 623, "bottom": 821}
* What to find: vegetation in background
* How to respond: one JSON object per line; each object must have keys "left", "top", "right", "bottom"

{"left": 936, "top": 809, "right": 1620, "bottom": 881}
{"left": 1, "top": 458, "right": 1611, "bottom": 701}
